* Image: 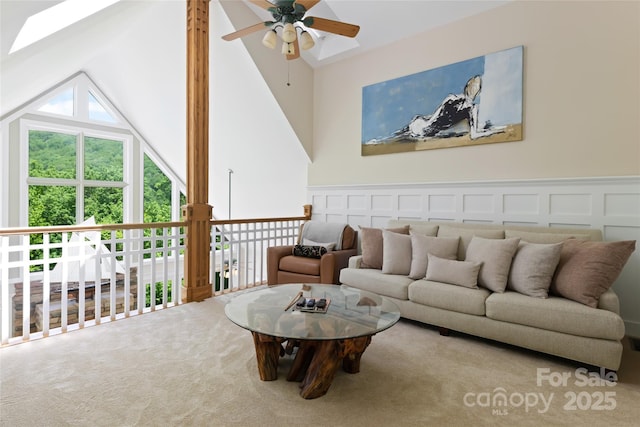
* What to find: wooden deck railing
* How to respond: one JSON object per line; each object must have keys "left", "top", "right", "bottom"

{"left": 0, "top": 209, "right": 310, "bottom": 346}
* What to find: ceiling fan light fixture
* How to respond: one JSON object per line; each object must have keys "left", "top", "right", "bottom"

{"left": 299, "top": 30, "right": 314, "bottom": 50}
{"left": 281, "top": 41, "right": 295, "bottom": 56}
{"left": 262, "top": 29, "right": 277, "bottom": 49}
{"left": 281, "top": 22, "right": 297, "bottom": 43}
{"left": 221, "top": 0, "right": 361, "bottom": 62}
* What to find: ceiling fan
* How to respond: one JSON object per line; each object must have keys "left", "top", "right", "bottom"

{"left": 221, "top": 0, "right": 360, "bottom": 60}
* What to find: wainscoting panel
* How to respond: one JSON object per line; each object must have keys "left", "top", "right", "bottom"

{"left": 307, "top": 176, "right": 640, "bottom": 337}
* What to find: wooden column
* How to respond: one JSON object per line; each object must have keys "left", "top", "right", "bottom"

{"left": 182, "top": 0, "right": 212, "bottom": 302}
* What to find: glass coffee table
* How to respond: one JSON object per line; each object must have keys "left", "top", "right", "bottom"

{"left": 224, "top": 283, "right": 400, "bottom": 399}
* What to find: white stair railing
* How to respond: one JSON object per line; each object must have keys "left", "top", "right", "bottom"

{"left": 0, "top": 213, "right": 308, "bottom": 346}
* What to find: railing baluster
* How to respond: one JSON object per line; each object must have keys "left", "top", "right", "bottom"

{"left": 136, "top": 228, "right": 145, "bottom": 315}
{"left": 110, "top": 230, "right": 116, "bottom": 320}
{"left": 21, "top": 235, "right": 30, "bottom": 340}
{"left": 1, "top": 236, "right": 9, "bottom": 344}
{"left": 42, "top": 233, "right": 51, "bottom": 337}
{"left": 150, "top": 229, "right": 156, "bottom": 311}
{"left": 172, "top": 226, "right": 180, "bottom": 305}
{"left": 162, "top": 227, "right": 169, "bottom": 308}
{"left": 123, "top": 228, "right": 131, "bottom": 318}
{"left": 93, "top": 233, "right": 101, "bottom": 326}
{"left": 77, "top": 231, "right": 86, "bottom": 329}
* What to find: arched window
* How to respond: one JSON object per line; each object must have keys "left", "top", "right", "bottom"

{"left": 0, "top": 72, "right": 185, "bottom": 229}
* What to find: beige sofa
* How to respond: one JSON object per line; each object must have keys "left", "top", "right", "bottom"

{"left": 339, "top": 220, "right": 634, "bottom": 372}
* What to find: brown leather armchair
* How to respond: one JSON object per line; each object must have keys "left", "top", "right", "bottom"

{"left": 267, "top": 223, "right": 357, "bottom": 285}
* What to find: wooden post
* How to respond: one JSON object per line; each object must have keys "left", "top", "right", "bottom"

{"left": 182, "top": 0, "right": 212, "bottom": 302}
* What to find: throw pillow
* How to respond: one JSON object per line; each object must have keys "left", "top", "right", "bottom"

{"left": 360, "top": 225, "right": 409, "bottom": 269}
{"left": 465, "top": 236, "right": 520, "bottom": 293}
{"left": 551, "top": 239, "right": 636, "bottom": 307}
{"left": 437, "top": 225, "right": 505, "bottom": 260}
{"left": 302, "top": 238, "right": 336, "bottom": 251}
{"left": 292, "top": 245, "right": 327, "bottom": 259}
{"left": 408, "top": 223, "right": 439, "bottom": 236}
{"left": 408, "top": 234, "right": 460, "bottom": 279}
{"left": 504, "top": 229, "right": 591, "bottom": 244}
{"left": 425, "top": 254, "right": 482, "bottom": 289}
{"left": 507, "top": 242, "right": 562, "bottom": 298}
{"left": 382, "top": 230, "right": 412, "bottom": 275}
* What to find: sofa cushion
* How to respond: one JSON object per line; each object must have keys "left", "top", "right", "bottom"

{"left": 465, "top": 237, "right": 520, "bottom": 293}
{"left": 504, "top": 229, "right": 591, "bottom": 244}
{"left": 507, "top": 242, "right": 562, "bottom": 298}
{"left": 409, "top": 280, "right": 491, "bottom": 316}
{"left": 408, "top": 234, "right": 459, "bottom": 279}
{"left": 485, "top": 291, "right": 625, "bottom": 341}
{"left": 382, "top": 230, "right": 412, "bottom": 275}
{"left": 551, "top": 239, "right": 636, "bottom": 307}
{"left": 425, "top": 254, "right": 481, "bottom": 289}
{"left": 437, "top": 225, "right": 505, "bottom": 260}
{"left": 339, "top": 267, "right": 413, "bottom": 300}
{"left": 360, "top": 225, "right": 409, "bottom": 269}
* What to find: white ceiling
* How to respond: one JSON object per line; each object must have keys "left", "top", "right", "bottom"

{"left": 2, "top": 0, "right": 509, "bottom": 69}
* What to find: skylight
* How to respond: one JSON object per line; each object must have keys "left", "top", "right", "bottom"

{"left": 10, "top": 0, "right": 121, "bottom": 54}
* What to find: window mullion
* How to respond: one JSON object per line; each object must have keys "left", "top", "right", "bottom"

{"left": 27, "top": 177, "right": 78, "bottom": 186}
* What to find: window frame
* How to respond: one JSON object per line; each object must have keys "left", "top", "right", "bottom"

{"left": 20, "top": 119, "right": 133, "bottom": 227}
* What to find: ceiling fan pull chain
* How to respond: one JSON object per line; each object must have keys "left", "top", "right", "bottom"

{"left": 287, "top": 62, "right": 291, "bottom": 87}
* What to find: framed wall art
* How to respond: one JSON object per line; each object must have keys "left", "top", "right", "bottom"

{"left": 361, "top": 46, "right": 523, "bottom": 156}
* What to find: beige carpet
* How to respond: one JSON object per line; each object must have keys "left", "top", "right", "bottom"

{"left": 1, "top": 291, "right": 639, "bottom": 427}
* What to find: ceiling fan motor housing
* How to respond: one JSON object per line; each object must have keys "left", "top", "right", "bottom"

{"left": 269, "top": 1, "right": 307, "bottom": 25}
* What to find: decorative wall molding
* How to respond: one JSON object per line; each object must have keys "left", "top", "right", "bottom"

{"left": 307, "top": 176, "right": 640, "bottom": 337}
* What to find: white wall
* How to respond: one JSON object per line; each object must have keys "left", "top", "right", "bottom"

{"left": 306, "top": 1, "right": 640, "bottom": 335}
{"left": 209, "top": 1, "right": 309, "bottom": 219}
{"left": 310, "top": 1, "right": 640, "bottom": 185}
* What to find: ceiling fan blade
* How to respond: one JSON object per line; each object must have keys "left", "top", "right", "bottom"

{"left": 221, "top": 22, "right": 271, "bottom": 41}
{"left": 305, "top": 16, "right": 360, "bottom": 38}
{"left": 287, "top": 38, "right": 300, "bottom": 60}
{"left": 294, "top": 0, "right": 320, "bottom": 12}
{"left": 248, "top": 0, "right": 276, "bottom": 11}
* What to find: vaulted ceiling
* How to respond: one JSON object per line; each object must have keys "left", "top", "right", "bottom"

{"left": 1, "top": 0, "right": 508, "bottom": 205}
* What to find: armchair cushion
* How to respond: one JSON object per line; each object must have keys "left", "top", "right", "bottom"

{"left": 280, "top": 255, "right": 323, "bottom": 276}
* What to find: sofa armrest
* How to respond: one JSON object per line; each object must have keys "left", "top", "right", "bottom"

{"left": 267, "top": 245, "right": 294, "bottom": 285}
{"left": 320, "top": 248, "right": 358, "bottom": 284}
{"left": 348, "top": 255, "right": 363, "bottom": 269}
{"left": 598, "top": 289, "right": 620, "bottom": 315}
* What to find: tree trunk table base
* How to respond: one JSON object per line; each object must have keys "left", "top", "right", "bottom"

{"left": 251, "top": 332, "right": 286, "bottom": 381}
{"left": 251, "top": 332, "right": 373, "bottom": 399}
